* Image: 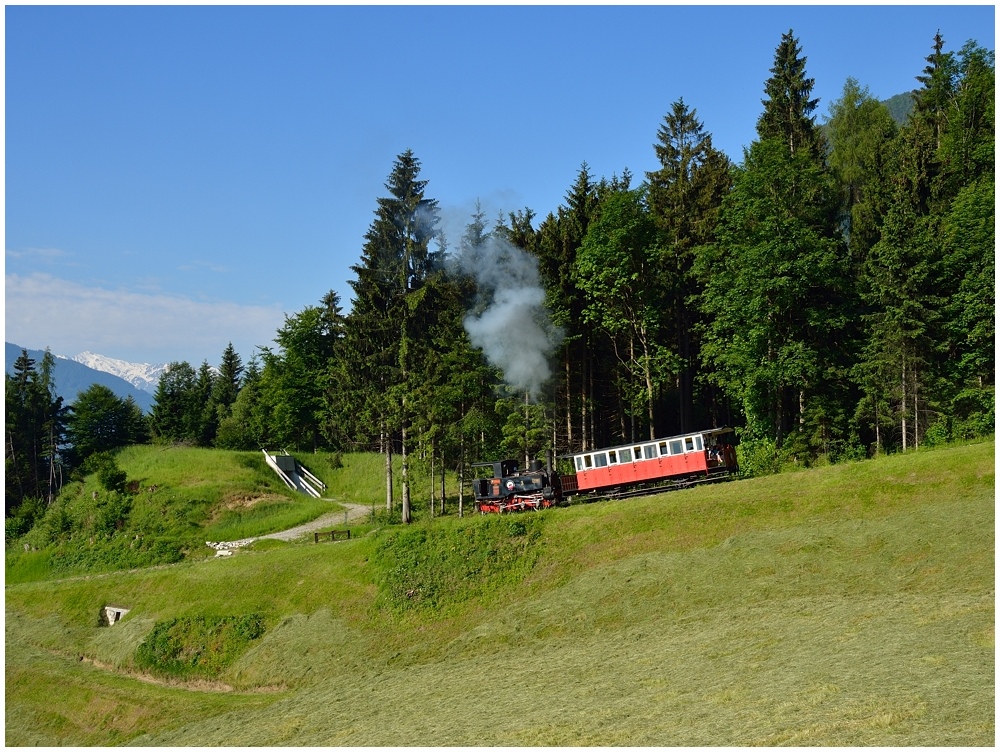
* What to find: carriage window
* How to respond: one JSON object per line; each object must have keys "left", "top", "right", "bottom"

{"left": 695, "top": 436, "right": 703, "bottom": 451}
{"left": 618, "top": 448, "right": 631, "bottom": 463}
{"left": 659, "top": 441, "right": 669, "bottom": 456}
{"left": 594, "top": 452, "right": 608, "bottom": 468}
{"left": 608, "top": 450, "right": 618, "bottom": 464}
{"left": 576, "top": 456, "right": 584, "bottom": 472}
{"left": 670, "top": 439, "right": 684, "bottom": 455}
{"left": 584, "top": 455, "right": 593, "bottom": 469}
{"left": 685, "top": 437, "right": 695, "bottom": 452}
{"left": 633, "top": 446, "right": 643, "bottom": 460}
{"left": 644, "top": 445, "right": 656, "bottom": 460}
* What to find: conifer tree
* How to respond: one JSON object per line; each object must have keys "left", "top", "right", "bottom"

{"left": 535, "top": 164, "right": 601, "bottom": 450}
{"left": 701, "top": 31, "right": 850, "bottom": 456}
{"left": 150, "top": 361, "right": 198, "bottom": 443}
{"left": 646, "top": 98, "right": 732, "bottom": 431}
{"left": 210, "top": 343, "right": 243, "bottom": 420}
{"left": 756, "top": 29, "right": 825, "bottom": 158}
{"left": 346, "top": 150, "right": 440, "bottom": 523}
{"left": 4, "top": 349, "right": 67, "bottom": 512}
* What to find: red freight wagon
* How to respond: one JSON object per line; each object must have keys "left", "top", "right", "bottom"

{"left": 566, "top": 427, "right": 737, "bottom": 494}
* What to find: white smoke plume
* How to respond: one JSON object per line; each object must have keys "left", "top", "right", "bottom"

{"left": 452, "top": 234, "right": 563, "bottom": 401}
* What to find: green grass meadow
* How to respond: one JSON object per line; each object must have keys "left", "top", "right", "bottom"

{"left": 5, "top": 440, "right": 994, "bottom": 745}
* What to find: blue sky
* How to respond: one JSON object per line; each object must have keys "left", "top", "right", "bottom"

{"left": 5, "top": 4, "right": 995, "bottom": 367}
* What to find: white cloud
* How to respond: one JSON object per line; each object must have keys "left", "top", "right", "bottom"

{"left": 6, "top": 246, "right": 71, "bottom": 262}
{"left": 5, "top": 273, "right": 285, "bottom": 365}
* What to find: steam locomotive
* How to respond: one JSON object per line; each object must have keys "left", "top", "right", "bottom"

{"left": 471, "top": 427, "right": 738, "bottom": 514}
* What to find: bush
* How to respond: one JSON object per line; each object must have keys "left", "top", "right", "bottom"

{"left": 5, "top": 497, "right": 47, "bottom": 545}
{"left": 48, "top": 534, "right": 183, "bottom": 574}
{"left": 736, "top": 437, "right": 781, "bottom": 477}
{"left": 93, "top": 492, "right": 133, "bottom": 538}
{"left": 78, "top": 452, "right": 129, "bottom": 493}
{"left": 134, "top": 613, "right": 266, "bottom": 679}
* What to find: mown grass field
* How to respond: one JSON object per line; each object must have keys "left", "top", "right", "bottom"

{"left": 5, "top": 440, "right": 994, "bottom": 745}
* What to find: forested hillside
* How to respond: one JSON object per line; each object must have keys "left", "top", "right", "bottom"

{"left": 6, "top": 30, "right": 993, "bottom": 529}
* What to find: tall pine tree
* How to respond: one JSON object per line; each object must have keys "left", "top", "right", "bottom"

{"left": 646, "top": 98, "right": 732, "bottom": 432}
{"left": 346, "top": 149, "right": 440, "bottom": 523}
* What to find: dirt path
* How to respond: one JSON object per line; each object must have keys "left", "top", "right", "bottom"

{"left": 255, "top": 502, "right": 371, "bottom": 542}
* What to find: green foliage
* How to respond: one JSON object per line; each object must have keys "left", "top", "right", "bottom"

{"left": 134, "top": 614, "right": 266, "bottom": 679}
{"left": 735, "top": 436, "right": 781, "bottom": 477}
{"left": 698, "top": 136, "right": 849, "bottom": 448}
{"left": 72, "top": 451, "right": 130, "bottom": 494}
{"left": 49, "top": 535, "right": 184, "bottom": 573}
{"left": 5, "top": 348, "right": 67, "bottom": 514}
{"left": 5, "top": 496, "right": 47, "bottom": 543}
{"left": 66, "top": 384, "right": 148, "bottom": 465}
{"left": 371, "top": 514, "right": 545, "bottom": 612}
{"left": 756, "top": 29, "right": 824, "bottom": 158}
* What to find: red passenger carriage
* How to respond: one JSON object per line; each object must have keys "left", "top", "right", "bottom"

{"left": 564, "top": 427, "right": 738, "bottom": 495}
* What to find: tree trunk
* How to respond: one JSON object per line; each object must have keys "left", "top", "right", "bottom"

{"left": 459, "top": 405, "right": 465, "bottom": 518}
{"left": 401, "top": 411, "right": 411, "bottom": 523}
{"left": 641, "top": 333, "right": 655, "bottom": 441}
{"left": 581, "top": 343, "right": 589, "bottom": 451}
{"left": 899, "top": 355, "right": 906, "bottom": 452}
{"left": 384, "top": 422, "right": 393, "bottom": 512}
{"left": 429, "top": 442, "right": 435, "bottom": 518}
{"left": 874, "top": 399, "right": 881, "bottom": 455}
{"left": 440, "top": 446, "right": 446, "bottom": 516}
{"left": 523, "top": 391, "right": 530, "bottom": 467}
{"left": 565, "top": 349, "right": 573, "bottom": 450}
{"left": 775, "top": 386, "right": 785, "bottom": 449}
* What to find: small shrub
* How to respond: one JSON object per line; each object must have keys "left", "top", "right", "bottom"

{"left": 5, "top": 496, "right": 47, "bottom": 544}
{"left": 134, "top": 613, "right": 266, "bottom": 679}
{"left": 82, "top": 452, "right": 129, "bottom": 494}
{"left": 736, "top": 437, "right": 781, "bottom": 477}
{"left": 93, "top": 492, "right": 133, "bottom": 537}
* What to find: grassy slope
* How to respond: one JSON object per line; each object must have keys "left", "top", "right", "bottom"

{"left": 5, "top": 441, "right": 994, "bottom": 746}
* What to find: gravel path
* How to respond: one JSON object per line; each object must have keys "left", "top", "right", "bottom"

{"left": 257, "top": 502, "right": 371, "bottom": 541}
{"left": 207, "top": 502, "right": 372, "bottom": 551}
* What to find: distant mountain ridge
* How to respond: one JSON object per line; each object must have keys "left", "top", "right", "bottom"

{"left": 4, "top": 342, "right": 157, "bottom": 413}
{"left": 70, "top": 351, "right": 167, "bottom": 394}
{"left": 882, "top": 91, "right": 915, "bottom": 125}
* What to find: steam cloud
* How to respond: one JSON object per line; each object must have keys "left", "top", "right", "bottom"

{"left": 453, "top": 235, "right": 563, "bottom": 401}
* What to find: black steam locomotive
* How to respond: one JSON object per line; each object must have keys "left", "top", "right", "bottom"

{"left": 471, "top": 455, "right": 562, "bottom": 514}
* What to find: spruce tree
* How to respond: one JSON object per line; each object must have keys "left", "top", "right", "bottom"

{"left": 756, "top": 29, "right": 825, "bottom": 159}
{"left": 646, "top": 98, "right": 732, "bottom": 431}
{"left": 346, "top": 150, "right": 440, "bottom": 523}
{"left": 4, "top": 349, "right": 66, "bottom": 512}
{"left": 535, "top": 164, "right": 601, "bottom": 450}
{"left": 701, "top": 32, "right": 849, "bottom": 456}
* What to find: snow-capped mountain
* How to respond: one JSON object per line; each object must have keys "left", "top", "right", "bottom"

{"left": 71, "top": 351, "right": 168, "bottom": 394}
{"left": 6, "top": 343, "right": 156, "bottom": 413}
